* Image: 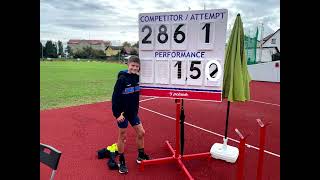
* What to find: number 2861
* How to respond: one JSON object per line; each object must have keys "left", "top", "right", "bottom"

{"left": 141, "top": 23, "right": 211, "bottom": 44}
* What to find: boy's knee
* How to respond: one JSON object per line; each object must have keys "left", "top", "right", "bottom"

{"left": 119, "top": 131, "right": 127, "bottom": 141}
{"left": 137, "top": 129, "right": 145, "bottom": 138}
{"left": 119, "top": 136, "right": 126, "bottom": 143}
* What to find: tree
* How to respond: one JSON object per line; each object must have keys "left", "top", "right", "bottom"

{"left": 131, "top": 48, "right": 138, "bottom": 56}
{"left": 58, "top": 41, "right": 64, "bottom": 56}
{"left": 43, "top": 45, "right": 47, "bottom": 58}
{"left": 44, "top": 40, "right": 57, "bottom": 58}
{"left": 95, "top": 49, "right": 106, "bottom": 59}
{"left": 66, "top": 45, "right": 73, "bottom": 57}
{"left": 40, "top": 42, "right": 43, "bottom": 58}
{"left": 120, "top": 47, "right": 126, "bottom": 55}
{"left": 52, "top": 43, "right": 58, "bottom": 58}
{"left": 132, "top": 41, "right": 139, "bottom": 48}
{"left": 83, "top": 46, "right": 95, "bottom": 59}
{"left": 74, "top": 46, "right": 104, "bottom": 59}
{"left": 72, "top": 46, "right": 107, "bottom": 60}
{"left": 73, "top": 50, "right": 82, "bottom": 59}
{"left": 122, "top": 41, "right": 131, "bottom": 47}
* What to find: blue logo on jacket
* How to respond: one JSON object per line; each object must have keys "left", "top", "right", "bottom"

{"left": 122, "top": 85, "right": 140, "bottom": 94}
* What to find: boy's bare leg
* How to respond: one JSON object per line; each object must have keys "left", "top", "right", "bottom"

{"left": 133, "top": 124, "right": 145, "bottom": 149}
{"left": 117, "top": 128, "right": 127, "bottom": 153}
{"left": 117, "top": 128, "right": 128, "bottom": 174}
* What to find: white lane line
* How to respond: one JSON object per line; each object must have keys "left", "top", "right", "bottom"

{"left": 140, "top": 106, "right": 280, "bottom": 158}
{"left": 41, "top": 96, "right": 157, "bottom": 111}
{"left": 139, "top": 97, "right": 158, "bottom": 102}
{"left": 140, "top": 106, "right": 175, "bottom": 120}
{"left": 140, "top": 96, "right": 280, "bottom": 107}
{"left": 141, "top": 96, "right": 280, "bottom": 107}
{"left": 250, "top": 100, "right": 280, "bottom": 107}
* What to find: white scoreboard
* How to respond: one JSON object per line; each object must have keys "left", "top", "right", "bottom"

{"left": 139, "top": 9, "right": 228, "bottom": 102}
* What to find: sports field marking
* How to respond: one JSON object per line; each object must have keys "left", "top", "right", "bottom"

{"left": 140, "top": 106, "right": 280, "bottom": 158}
{"left": 139, "top": 97, "right": 158, "bottom": 102}
{"left": 142, "top": 96, "right": 280, "bottom": 107}
{"left": 250, "top": 100, "right": 280, "bottom": 107}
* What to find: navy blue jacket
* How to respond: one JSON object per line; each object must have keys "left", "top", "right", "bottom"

{"left": 112, "top": 70, "right": 140, "bottom": 120}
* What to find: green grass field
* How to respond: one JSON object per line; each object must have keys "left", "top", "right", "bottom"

{"left": 40, "top": 61, "right": 127, "bottom": 110}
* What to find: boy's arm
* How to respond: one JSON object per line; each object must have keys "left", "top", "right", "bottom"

{"left": 112, "top": 77, "right": 125, "bottom": 119}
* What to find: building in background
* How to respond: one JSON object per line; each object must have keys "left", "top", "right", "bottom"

{"left": 248, "top": 29, "right": 280, "bottom": 82}
{"left": 67, "top": 39, "right": 111, "bottom": 53}
{"left": 257, "top": 29, "right": 280, "bottom": 63}
{"left": 105, "top": 46, "right": 122, "bottom": 57}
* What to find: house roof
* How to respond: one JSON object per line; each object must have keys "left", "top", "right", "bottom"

{"left": 105, "top": 46, "right": 122, "bottom": 50}
{"left": 263, "top": 34, "right": 274, "bottom": 41}
{"left": 68, "top": 39, "right": 81, "bottom": 44}
{"left": 261, "top": 28, "right": 280, "bottom": 45}
{"left": 87, "top": 40, "right": 105, "bottom": 45}
{"left": 67, "top": 39, "right": 111, "bottom": 45}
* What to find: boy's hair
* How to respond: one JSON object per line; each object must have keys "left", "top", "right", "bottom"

{"left": 128, "top": 55, "right": 140, "bottom": 64}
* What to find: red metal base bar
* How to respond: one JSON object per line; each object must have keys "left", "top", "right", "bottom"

{"left": 140, "top": 140, "right": 211, "bottom": 180}
{"left": 139, "top": 99, "right": 211, "bottom": 180}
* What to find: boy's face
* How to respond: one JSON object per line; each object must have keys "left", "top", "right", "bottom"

{"left": 128, "top": 62, "right": 140, "bottom": 74}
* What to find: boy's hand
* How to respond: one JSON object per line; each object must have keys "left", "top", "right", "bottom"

{"left": 117, "top": 112, "right": 125, "bottom": 122}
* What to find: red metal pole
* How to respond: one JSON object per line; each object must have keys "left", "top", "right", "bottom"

{"left": 256, "top": 119, "right": 271, "bottom": 180}
{"left": 235, "top": 128, "right": 249, "bottom": 180}
{"left": 236, "top": 137, "right": 246, "bottom": 180}
{"left": 181, "top": 152, "right": 211, "bottom": 161}
{"left": 175, "top": 99, "right": 181, "bottom": 158}
{"left": 256, "top": 125, "right": 266, "bottom": 180}
{"left": 140, "top": 162, "right": 144, "bottom": 171}
{"left": 140, "top": 156, "right": 175, "bottom": 165}
{"left": 140, "top": 98, "right": 217, "bottom": 180}
{"left": 165, "top": 140, "right": 175, "bottom": 155}
{"left": 177, "top": 158, "right": 194, "bottom": 180}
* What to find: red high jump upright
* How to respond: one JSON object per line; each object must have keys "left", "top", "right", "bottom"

{"left": 256, "top": 119, "right": 271, "bottom": 180}
{"left": 235, "top": 128, "right": 250, "bottom": 180}
{"left": 139, "top": 99, "right": 211, "bottom": 180}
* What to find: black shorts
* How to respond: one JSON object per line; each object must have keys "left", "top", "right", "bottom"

{"left": 117, "top": 116, "right": 141, "bottom": 128}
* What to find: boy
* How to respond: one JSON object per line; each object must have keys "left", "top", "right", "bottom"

{"left": 111, "top": 55, "right": 150, "bottom": 174}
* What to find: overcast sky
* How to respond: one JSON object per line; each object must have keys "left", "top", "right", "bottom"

{"left": 40, "top": 0, "right": 279, "bottom": 45}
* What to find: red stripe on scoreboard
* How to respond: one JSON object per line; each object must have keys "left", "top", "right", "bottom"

{"left": 140, "top": 88, "right": 222, "bottom": 101}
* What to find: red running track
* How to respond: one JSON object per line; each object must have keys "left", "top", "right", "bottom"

{"left": 40, "top": 81, "right": 279, "bottom": 180}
